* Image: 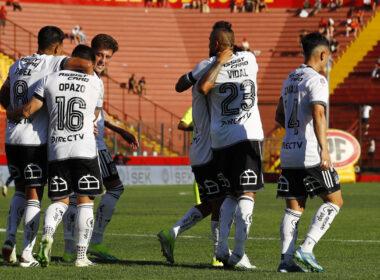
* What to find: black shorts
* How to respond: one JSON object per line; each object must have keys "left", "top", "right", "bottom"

{"left": 213, "top": 140, "right": 264, "bottom": 194}
{"left": 361, "top": 118, "right": 369, "bottom": 124}
{"left": 98, "top": 149, "right": 120, "bottom": 184}
{"left": 192, "top": 159, "right": 226, "bottom": 203}
{"left": 277, "top": 166, "right": 341, "bottom": 200}
{"left": 48, "top": 157, "right": 103, "bottom": 200}
{"left": 5, "top": 144, "right": 47, "bottom": 188}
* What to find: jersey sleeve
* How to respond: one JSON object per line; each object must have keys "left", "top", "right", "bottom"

{"left": 51, "top": 55, "right": 68, "bottom": 72}
{"left": 33, "top": 76, "right": 48, "bottom": 101}
{"left": 309, "top": 75, "right": 329, "bottom": 106}
{"left": 185, "top": 58, "right": 215, "bottom": 85}
{"left": 96, "top": 79, "right": 104, "bottom": 109}
{"left": 181, "top": 107, "right": 193, "bottom": 126}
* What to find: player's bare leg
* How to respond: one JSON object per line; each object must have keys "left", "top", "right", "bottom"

{"left": 3, "top": 185, "right": 25, "bottom": 264}
{"left": 88, "top": 179, "right": 123, "bottom": 260}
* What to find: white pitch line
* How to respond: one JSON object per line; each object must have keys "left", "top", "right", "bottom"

{"left": 1, "top": 228, "right": 379, "bottom": 243}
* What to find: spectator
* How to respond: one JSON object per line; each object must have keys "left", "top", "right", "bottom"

{"left": 329, "top": 37, "right": 339, "bottom": 54}
{"left": 6, "top": 0, "right": 21, "bottom": 11}
{"left": 241, "top": 37, "right": 250, "bottom": 51}
{"left": 373, "top": 0, "right": 379, "bottom": 11}
{"left": 233, "top": 0, "right": 245, "bottom": 12}
{"left": 368, "top": 139, "right": 375, "bottom": 165}
{"left": 70, "top": 25, "right": 81, "bottom": 44}
{"left": 138, "top": 76, "right": 147, "bottom": 95}
{"left": 336, "top": 0, "right": 343, "bottom": 10}
{"left": 78, "top": 26, "right": 87, "bottom": 44}
{"left": 298, "top": 0, "right": 310, "bottom": 17}
{"left": 318, "top": 17, "right": 328, "bottom": 34}
{"left": 192, "top": 0, "right": 200, "bottom": 9}
{"left": 201, "top": 0, "right": 210, "bottom": 13}
{"left": 346, "top": 17, "right": 359, "bottom": 37}
{"left": 128, "top": 73, "right": 138, "bottom": 94}
{"left": 327, "top": 0, "right": 336, "bottom": 10}
{"left": 355, "top": 8, "right": 364, "bottom": 25}
{"left": 256, "top": 0, "right": 268, "bottom": 12}
{"left": 310, "top": 0, "right": 322, "bottom": 16}
{"left": 371, "top": 58, "right": 380, "bottom": 79}
{"left": 347, "top": 7, "right": 355, "bottom": 20}
{"left": 361, "top": 105, "right": 373, "bottom": 135}
{"left": 0, "top": 6, "right": 6, "bottom": 35}
{"left": 327, "top": 17, "right": 335, "bottom": 39}
{"left": 144, "top": 0, "right": 153, "bottom": 8}
{"left": 245, "top": 0, "right": 254, "bottom": 12}
{"left": 362, "top": 0, "right": 372, "bottom": 11}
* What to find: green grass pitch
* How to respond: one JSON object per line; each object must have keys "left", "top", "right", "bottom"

{"left": 0, "top": 183, "right": 379, "bottom": 279}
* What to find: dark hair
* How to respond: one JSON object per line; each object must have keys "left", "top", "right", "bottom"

{"left": 38, "top": 26, "right": 65, "bottom": 51}
{"left": 91, "top": 34, "right": 118, "bottom": 54}
{"left": 213, "top": 21, "right": 232, "bottom": 31}
{"left": 301, "top": 32, "right": 330, "bottom": 60}
{"left": 71, "top": 44, "right": 96, "bottom": 63}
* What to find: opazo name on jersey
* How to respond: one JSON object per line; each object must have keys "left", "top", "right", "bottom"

{"left": 59, "top": 83, "right": 86, "bottom": 92}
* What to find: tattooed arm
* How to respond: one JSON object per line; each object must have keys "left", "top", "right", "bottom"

{"left": 7, "top": 97, "right": 44, "bottom": 121}
{"left": 197, "top": 48, "right": 233, "bottom": 95}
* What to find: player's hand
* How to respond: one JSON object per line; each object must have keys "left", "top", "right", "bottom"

{"left": 2, "top": 185, "right": 7, "bottom": 197}
{"left": 320, "top": 148, "right": 331, "bottom": 171}
{"left": 120, "top": 130, "right": 139, "bottom": 150}
{"left": 216, "top": 48, "right": 233, "bottom": 65}
{"left": 94, "top": 123, "right": 98, "bottom": 136}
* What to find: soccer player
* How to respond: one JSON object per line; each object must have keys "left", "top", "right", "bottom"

{"left": 7, "top": 44, "right": 104, "bottom": 267}
{"left": 196, "top": 25, "right": 264, "bottom": 269}
{"left": 158, "top": 95, "right": 224, "bottom": 266}
{"left": 0, "top": 26, "right": 92, "bottom": 266}
{"left": 62, "top": 34, "right": 138, "bottom": 262}
{"left": 275, "top": 32, "right": 343, "bottom": 273}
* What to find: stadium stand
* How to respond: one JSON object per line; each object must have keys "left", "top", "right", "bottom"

{"left": 3, "top": 4, "right": 371, "bottom": 136}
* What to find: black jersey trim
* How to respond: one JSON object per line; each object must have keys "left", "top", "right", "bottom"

{"left": 33, "top": 93, "right": 45, "bottom": 102}
{"left": 60, "top": 57, "right": 70, "bottom": 70}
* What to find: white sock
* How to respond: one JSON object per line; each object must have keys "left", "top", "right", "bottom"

{"left": 91, "top": 185, "right": 124, "bottom": 245}
{"left": 62, "top": 196, "right": 77, "bottom": 254}
{"left": 218, "top": 196, "right": 238, "bottom": 255}
{"left": 211, "top": 220, "right": 219, "bottom": 256}
{"left": 301, "top": 202, "right": 340, "bottom": 253}
{"left": 233, "top": 195, "right": 254, "bottom": 258}
{"left": 22, "top": 200, "right": 41, "bottom": 259}
{"left": 43, "top": 202, "right": 68, "bottom": 237}
{"left": 170, "top": 207, "right": 203, "bottom": 239}
{"left": 6, "top": 191, "right": 25, "bottom": 244}
{"left": 280, "top": 208, "right": 302, "bottom": 265}
{"left": 76, "top": 203, "right": 94, "bottom": 260}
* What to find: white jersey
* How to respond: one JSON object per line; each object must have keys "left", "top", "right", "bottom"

{"left": 185, "top": 58, "right": 214, "bottom": 166}
{"left": 280, "top": 64, "right": 329, "bottom": 168}
{"left": 207, "top": 51, "right": 263, "bottom": 149}
{"left": 5, "top": 53, "right": 68, "bottom": 145}
{"left": 34, "top": 70, "right": 104, "bottom": 162}
{"left": 93, "top": 74, "right": 107, "bottom": 150}
{"left": 362, "top": 105, "right": 372, "bottom": 119}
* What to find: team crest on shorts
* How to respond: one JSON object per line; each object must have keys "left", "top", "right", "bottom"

{"left": 50, "top": 176, "right": 68, "bottom": 192}
{"left": 240, "top": 169, "right": 257, "bottom": 186}
{"left": 277, "top": 175, "right": 289, "bottom": 192}
{"left": 78, "top": 175, "right": 99, "bottom": 190}
{"left": 203, "top": 179, "right": 220, "bottom": 195}
{"left": 217, "top": 172, "right": 231, "bottom": 188}
{"left": 24, "top": 163, "right": 43, "bottom": 179}
{"left": 8, "top": 164, "right": 21, "bottom": 179}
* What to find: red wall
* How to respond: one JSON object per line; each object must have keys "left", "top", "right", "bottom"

{"left": 19, "top": 0, "right": 363, "bottom": 8}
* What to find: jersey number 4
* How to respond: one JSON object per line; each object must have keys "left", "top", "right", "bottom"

{"left": 56, "top": 96, "right": 86, "bottom": 132}
{"left": 287, "top": 99, "right": 300, "bottom": 135}
{"left": 220, "top": 80, "right": 255, "bottom": 116}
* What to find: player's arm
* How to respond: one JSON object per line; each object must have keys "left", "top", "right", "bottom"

{"left": 6, "top": 97, "right": 43, "bottom": 121}
{"left": 275, "top": 97, "right": 285, "bottom": 128}
{"left": 175, "top": 73, "right": 193, "bottom": 93}
{"left": 178, "top": 121, "right": 193, "bottom": 131}
{"left": 313, "top": 104, "right": 331, "bottom": 171}
{"left": 103, "top": 110, "right": 139, "bottom": 150}
{"left": 0, "top": 79, "right": 10, "bottom": 109}
{"left": 62, "top": 57, "right": 94, "bottom": 75}
{"left": 197, "top": 48, "right": 233, "bottom": 95}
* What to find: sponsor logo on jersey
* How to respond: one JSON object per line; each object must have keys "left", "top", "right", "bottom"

{"left": 282, "top": 141, "right": 303, "bottom": 150}
{"left": 221, "top": 112, "right": 251, "bottom": 127}
{"left": 223, "top": 57, "right": 248, "bottom": 68}
{"left": 51, "top": 134, "right": 84, "bottom": 143}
